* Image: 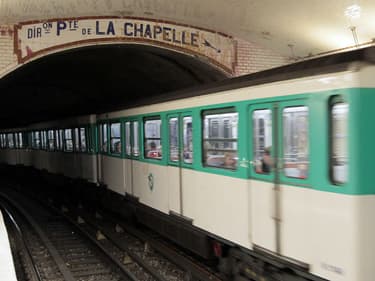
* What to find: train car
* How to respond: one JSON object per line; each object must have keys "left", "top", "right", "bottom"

{"left": 2, "top": 47, "right": 375, "bottom": 280}
{"left": 1, "top": 115, "right": 98, "bottom": 183}
{"left": 95, "top": 47, "right": 375, "bottom": 281}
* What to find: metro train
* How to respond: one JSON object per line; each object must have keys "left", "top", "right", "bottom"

{"left": 2, "top": 47, "right": 375, "bottom": 281}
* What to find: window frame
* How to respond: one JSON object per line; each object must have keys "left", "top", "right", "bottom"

{"left": 202, "top": 107, "right": 238, "bottom": 171}
{"left": 143, "top": 116, "right": 163, "bottom": 160}
{"left": 64, "top": 128, "right": 74, "bottom": 152}
{"left": 329, "top": 96, "right": 349, "bottom": 185}
{"left": 109, "top": 121, "right": 122, "bottom": 156}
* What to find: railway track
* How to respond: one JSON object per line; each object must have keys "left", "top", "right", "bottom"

{"left": 1, "top": 186, "right": 226, "bottom": 281}
{"left": 0, "top": 191, "right": 142, "bottom": 281}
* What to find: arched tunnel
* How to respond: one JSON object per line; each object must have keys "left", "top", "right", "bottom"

{"left": 0, "top": 44, "right": 229, "bottom": 129}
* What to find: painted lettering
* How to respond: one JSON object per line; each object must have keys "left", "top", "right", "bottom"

{"left": 144, "top": 24, "right": 152, "bottom": 38}
{"left": 42, "top": 22, "right": 53, "bottom": 29}
{"left": 57, "top": 21, "right": 67, "bottom": 36}
{"left": 181, "top": 31, "right": 188, "bottom": 45}
{"left": 69, "top": 20, "right": 78, "bottom": 29}
{"left": 163, "top": 27, "right": 171, "bottom": 42}
{"left": 134, "top": 23, "right": 143, "bottom": 37}
{"left": 81, "top": 28, "right": 92, "bottom": 35}
{"left": 153, "top": 26, "right": 162, "bottom": 39}
{"left": 96, "top": 21, "right": 105, "bottom": 35}
{"left": 191, "top": 32, "right": 199, "bottom": 47}
{"left": 27, "top": 27, "right": 42, "bottom": 39}
{"left": 124, "top": 22, "right": 133, "bottom": 36}
{"left": 107, "top": 21, "right": 115, "bottom": 35}
{"left": 172, "top": 29, "right": 181, "bottom": 44}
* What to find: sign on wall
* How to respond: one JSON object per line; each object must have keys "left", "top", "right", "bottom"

{"left": 15, "top": 17, "right": 236, "bottom": 73}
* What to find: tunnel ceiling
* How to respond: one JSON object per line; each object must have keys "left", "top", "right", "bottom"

{"left": 0, "top": 44, "right": 228, "bottom": 129}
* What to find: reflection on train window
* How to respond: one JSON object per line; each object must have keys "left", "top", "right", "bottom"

{"left": 80, "top": 128, "right": 87, "bottom": 152}
{"left": 59, "top": 129, "right": 64, "bottom": 151}
{"left": 0, "top": 134, "right": 4, "bottom": 148}
{"left": 99, "top": 123, "right": 108, "bottom": 153}
{"left": 86, "top": 127, "right": 94, "bottom": 153}
{"left": 183, "top": 116, "right": 193, "bottom": 164}
{"left": 64, "top": 129, "right": 73, "bottom": 152}
{"left": 55, "top": 130, "right": 60, "bottom": 151}
{"left": 169, "top": 118, "right": 179, "bottom": 162}
{"left": 14, "top": 133, "right": 19, "bottom": 148}
{"left": 32, "top": 131, "right": 40, "bottom": 149}
{"left": 203, "top": 109, "right": 238, "bottom": 170}
{"left": 48, "top": 130, "right": 55, "bottom": 151}
{"left": 331, "top": 102, "right": 348, "bottom": 184}
{"left": 144, "top": 118, "right": 162, "bottom": 159}
{"left": 19, "top": 132, "right": 24, "bottom": 148}
{"left": 41, "top": 130, "right": 47, "bottom": 150}
{"left": 283, "top": 106, "right": 309, "bottom": 179}
{"left": 7, "top": 133, "right": 14, "bottom": 148}
{"left": 253, "top": 109, "right": 272, "bottom": 174}
{"left": 132, "top": 121, "right": 140, "bottom": 157}
{"left": 125, "top": 121, "right": 131, "bottom": 155}
{"left": 110, "top": 122, "right": 121, "bottom": 154}
{"left": 15, "top": 133, "right": 19, "bottom": 148}
{"left": 74, "top": 128, "right": 80, "bottom": 151}
{"left": 0, "top": 134, "right": 5, "bottom": 148}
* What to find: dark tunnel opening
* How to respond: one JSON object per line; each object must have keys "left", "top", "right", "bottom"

{"left": 0, "top": 44, "right": 229, "bottom": 129}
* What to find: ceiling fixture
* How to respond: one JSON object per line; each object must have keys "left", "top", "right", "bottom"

{"left": 345, "top": 4, "right": 361, "bottom": 47}
{"left": 345, "top": 4, "right": 361, "bottom": 19}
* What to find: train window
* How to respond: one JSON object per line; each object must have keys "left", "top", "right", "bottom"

{"left": 80, "top": 128, "right": 87, "bottom": 152}
{"left": 44, "top": 131, "right": 48, "bottom": 150}
{"left": 133, "top": 121, "right": 140, "bottom": 157}
{"left": 253, "top": 109, "right": 273, "bottom": 174}
{"left": 99, "top": 123, "right": 108, "bottom": 153}
{"left": 0, "top": 134, "right": 4, "bottom": 148}
{"left": 203, "top": 109, "right": 238, "bottom": 170}
{"left": 144, "top": 118, "right": 162, "bottom": 159}
{"left": 183, "top": 117, "right": 193, "bottom": 164}
{"left": 283, "top": 106, "right": 309, "bottom": 179}
{"left": 87, "top": 126, "right": 95, "bottom": 153}
{"left": 14, "top": 133, "right": 19, "bottom": 148}
{"left": 59, "top": 129, "right": 64, "bottom": 151}
{"left": 64, "top": 129, "right": 73, "bottom": 152}
{"left": 74, "top": 128, "right": 80, "bottom": 151}
{"left": 331, "top": 102, "right": 348, "bottom": 184}
{"left": 18, "top": 132, "right": 26, "bottom": 148}
{"left": 169, "top": 118, "right": 179, "bottom": 162}
{"left": 55, "top": 130, "right": 60, "bottom": 151}
{"left": 125, "top": 122, "right": 131, "bottom": 155}
{"left": 32, "top": 131, "right": 40, "bottom": 149}
{"left": 110, "top": 123, "right": 121, "bottom": 154}
{"left": 48, "top": 130, "right": 55, "bottom": 151}
{"left": 7, "top": 133, "right": 14, "bottom": 148}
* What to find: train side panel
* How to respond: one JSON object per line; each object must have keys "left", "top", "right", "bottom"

{"left": 101, "top": 156, "right": 125, "bottom": 195}
{"left": 133, "top": 161, "right": 170, "bottom": 214}
{"left": 183, "top": 170, "right": 251, "bottom": 248}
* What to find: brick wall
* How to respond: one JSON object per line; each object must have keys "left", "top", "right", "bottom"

{"left": 233, "top": 38, "right": 291, "bottom": 76}
{"left": 0, "top": 25, "right": 17, "bottom": 77}
{"left": 0, "top": 23, "right": 291, "bottom": 78}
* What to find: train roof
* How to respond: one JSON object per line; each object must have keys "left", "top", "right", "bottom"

{"left": 126, "top": 46, "right": 375, "bottom": 109}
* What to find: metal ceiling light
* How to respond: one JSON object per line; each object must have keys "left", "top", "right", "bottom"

{"left": 345, "top": 4, "right": 361, "bottom": 47}
{"left": 345, "top": 4, "right": 361, "bottom": 19}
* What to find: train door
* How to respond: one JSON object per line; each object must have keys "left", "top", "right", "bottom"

{"left": 124, "top": 119, "right": 140, "bottom": 195}
{"left": 167, "top": 112, "right": 193, "bottom": 215}
{"left": 250, "top": 102, "right": 278, "bottom": 252}
{"left": 250, "top": 100, "right": 309, "bottom": 256}
{"left": 97, "top": 122, "right": 108, "bottom": 184}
